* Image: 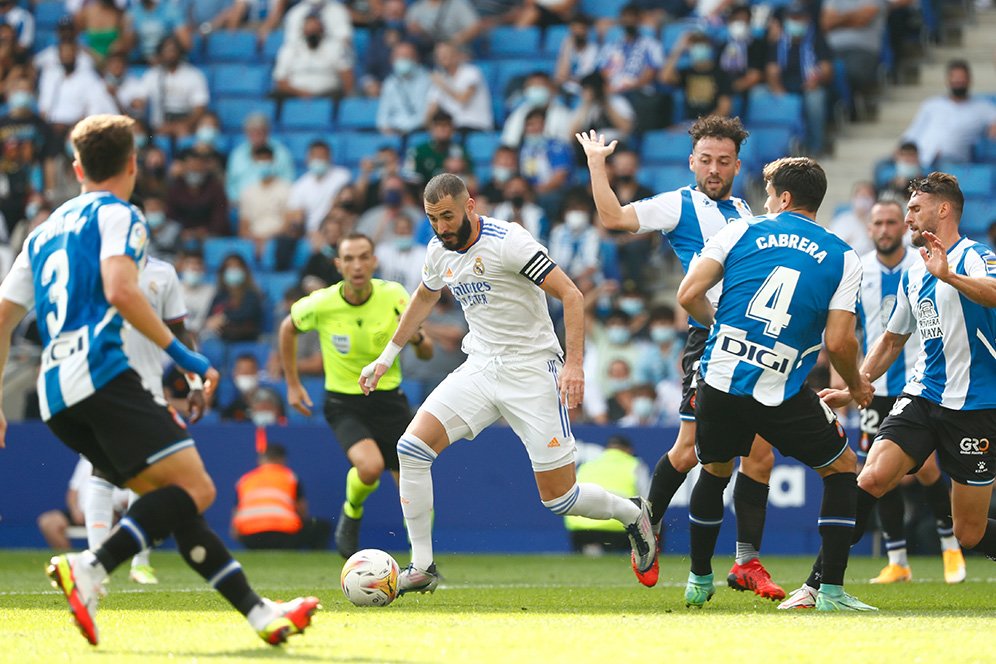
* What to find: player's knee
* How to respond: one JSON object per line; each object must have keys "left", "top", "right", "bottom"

{"left": 179, "top": 474, "right": 216, "bottom": 513}
{"left": 542, "top": 484, "right": 580, "bottom": 516}
{"left": 669, "top": 440, "right": 698, "bottom": 473}
{"left": 742, "top": 443, "right": 775, "bottom": 481}
{"left": 353, "top": 457, "right": 385, "bottom": 484}
{"left": 953, "top": 519, "right": 985, "bottom": 549}
{"left": 37, "top": 511, "right": 66, "bottom": 537}
{"left": 856, "top": 465, "right": 889, "bottom": 498}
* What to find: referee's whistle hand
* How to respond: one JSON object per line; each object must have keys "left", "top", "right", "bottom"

{"left": 288, "top": 383, "right": 313, "bottom": 416}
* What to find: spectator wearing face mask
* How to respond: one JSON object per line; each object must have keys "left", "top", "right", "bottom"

{"left": 618, "top": 383, "right": 661, "bottom": 427}
{"left": 273, "top": 12, "right": 354, "bottom": 99}
{"left": 877, "top": 141, "right": 922, "bottom": 199}
{"left": 33, "top": 17, "right": 95, "bottom": 78}
{"left": 478, "top": 146, "right": 518, "bottom": 206}
{"left": 166, "top": 148, "right": 230, "bottom": 240}
{"left": 597, "top": 3, "right": 666, "bottom": 132}
{"left": 490, "top": 175, "right": 548, "bottom": 243}
{"left": 300, "top": 212, "right": 345, "bottom": 292}
{"left": 548, "top": 193, "right": 602, "bottom": 287}
{"left": 660, "top": 31, "right": 732, "bottom": 121}
{"left": 554, "top": 12, "right": 599, "bottom": 94}
{"left": 37, "top": 41, "right": 117, "bottom": 134}
{"left": 176, "top": 251, "right": 215, "bottom": 334}
{"left": 239, "top": 145, "right": 294, "bottom": 253}
{"left": 568, "top": 71, "right": 636, "bottom": 146}
{"left": 586, "top": 357, "right": 636, "bottom": 424}
{"left": 0, "top": 78, "right": 58, "bottom": 207}
{"left": 102, "top": 50, "right": 148, "bottom": 118}
{"left": 404, "top": 110, "right": 473, "bottom": 183}
{"left": 425, "top": 41, "right": 493, "bottom": 133}
{"left": 374, "top": 216, "right": 426, "bottom": 294}
{"left": 272, "top": 0, "right": 354, "bottom": 53}
{"left": 829, "top": 180, "right": 876, "bottom": 255}
{"left": 205, "top": 254, "right": 264, "bottom": 342}
{"left": 518, "top": 108, "right": 573, "bottom": 219}
{"left": 501, "top": 71, "right": 573, "bottom": 148}
{"left": 222, "top": 354, "right": 285, "bottom": 423}
{"left": 227, "top": 112, "right": 295, "bottom": 202}
{"left": 141, "top": 195, "right": 181, "bottom": 260}
{"left": 377, "top": 41, "right": 430, "bottom": 136}
{"left": 355, "top": 175, "right": 424, "bottom": 244}
{"left": 360, "top": 0, "right": 411, "bottom": 97}
{"left": 138, "top": 35, "right": 209, "bottom": 138}
{"left": 635, "top": 305, "right": 683, "bottom": 386}
{"left": 719, "top": 4, "right": 765, "bottom": 108}
{"left": 587, "top": 310, "right": 642, "bottom": 411}
{"left": 287, "top": 140, "right": 352, "bottom": 238}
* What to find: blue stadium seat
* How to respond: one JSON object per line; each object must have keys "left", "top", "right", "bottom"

{"left": 649, "top": 165, "right": 693, "bottom": 192}
{"left": 216, "top": 98, "right": 276, "bottom": 132}
{"left": 280, "top": 98, "right": 334, "bottom": 131}
{"left": 353, "top": 28, "right": 370, "bottom": 60}
{"left": 662, "top": 20, "right": 702, "bottom": 55}
{"left": 260, "top": 237, "right": 313, "bottom": 272}
{"left": 973, "top": 138, "right": 996, "bottom": 164}
{"left": 742, "top": 126, "right": 793, "bottom": 170}
{"left": 466, "top": 132, "right": 502, "bottom": 167}
{"left": 34, "top": 1, "right": 67, "bottom": 31}
{"left": 207, "top": 31, "right": 258, "bottom": 63}
{"left": 339, "top": 133, "right": 402, "bottom": 167}
{"left": 873, "top": 158, "right": 897, "bottom": 191}
{"left": 226, "top": 341, "right": 272, "bottom": 373}
{"left": 258, "top": 272, "right": 300, "bottom": 305}
{"left": 475, "top": 60, "right": 497, "bottom": 91}
{"left": 278, "top": 132, "right": 341, "bottom": 165}
{"left": 262, "top": 29, "right": 284, "bottom": 61}
{"left": 212, "top": 64, "right": 271, "bottom": 98}
{"left": 198, "top": 337, "right": 227, "bottom": 371}
{"left": 543, "top": 25, "right": 570, "bottom": 56}
{"left": 337, "top": 97, "right": 379, "bottom": 131}
{"left": 641, "top": 130, "right": 693, "bottom": 165}
{"left": 488, "top": 26, "right": 541, "bottom": 58}
{"left": 938, "top": 162, "right": 994, "bottom": 198}
{"left": 579, "top": 0, "right": 628, "bottom": 19}
{"left": 203, "top": 237, "right": 257, "bottom": 274}
{"left": 747, "top": 89, "right": 804, "bottom": 135}
{"left": 962, "top": 199, "right": 996, "bottom": 237}
{"left": 33, "top": 29, "right": 57, "bottom": 53}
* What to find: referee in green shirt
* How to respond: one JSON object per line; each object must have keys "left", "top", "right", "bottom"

{"left": 279, "top": 232, "right": 433, "bottom": 558}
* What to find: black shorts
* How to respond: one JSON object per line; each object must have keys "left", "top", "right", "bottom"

{"left": 679, "top": 327, "right": 709, "bottom": 419}
{"left": 323, "top": 389, "right": 412, "bottom": 472}
{"left": 695, "top": 382, "right": 849, "bottom": 469}
{"left": 858, "top": 395, "right": 897, "bottom": 458}
{"left": 876, "top": 394, "right": 996, "bottom": 486}
{"left": 46, "top": 370, "right": 192, "bottom": 487}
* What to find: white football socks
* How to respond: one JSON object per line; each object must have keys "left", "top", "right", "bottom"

{"left": 84, "top": 476, "right": 115, "bottom": 550}
{"left": 398, "top": 434, "right": 438, "bottom": 571}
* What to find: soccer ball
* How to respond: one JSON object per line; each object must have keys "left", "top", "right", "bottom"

{"left": 340, "top": 549, "right": 400, "bottom": 607}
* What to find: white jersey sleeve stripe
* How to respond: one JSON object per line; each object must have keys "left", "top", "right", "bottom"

{"left": 828, "top": 250, "right": 861, "bottom": 312}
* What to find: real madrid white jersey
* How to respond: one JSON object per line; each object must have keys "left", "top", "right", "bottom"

{"left": 856, "top": 249, "right": 921, "bottom": 398}
{"left": 0, "top": 192, "right": 148, "bottom": 420}
{"left": 886, "top": 237, "right": 996, "bottom": 410}
{"left": 630, "top": 185, "right": 752, "bottom": 327}
{"left": 123, "top": 257, "right": 187, "bottom": 402}
{"left": 421, "top": 216, "right": 563, "bottom": 360}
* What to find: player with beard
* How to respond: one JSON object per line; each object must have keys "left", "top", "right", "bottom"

{"left": 577, "top": 116, "right": 783, "bottom": 600}
{"left": 359, "top": 173, "right": 656, "bottom": 595}
{"left": 852, "top": 199, "right": 965, "bottom": 585}
{"left": 781, "top": 172, "right": 996, "bottom": 609}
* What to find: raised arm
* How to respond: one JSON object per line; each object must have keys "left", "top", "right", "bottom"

{"left": 575, "top": 130, "right": 640, "bottom": 232}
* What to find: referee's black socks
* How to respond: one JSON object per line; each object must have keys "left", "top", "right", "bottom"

{"left": 94, "top": 485, "right": 197, "bottom": 572}
{"left": 689, "top": 469, "right": 731, "bottom": 577}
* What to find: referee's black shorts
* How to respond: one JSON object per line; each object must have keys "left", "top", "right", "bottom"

{"left": 695, "top": 382, "right": 850, "bottom": 470}
{"left": 323, "top": 389, "right": 412, "bottom": 471}
{"left": 47, "top": 369, "right": 192, "bottom": 487}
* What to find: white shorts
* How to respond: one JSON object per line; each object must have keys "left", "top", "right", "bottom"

{"left": 418, "top": 354, "right": 576, "bottom": 472}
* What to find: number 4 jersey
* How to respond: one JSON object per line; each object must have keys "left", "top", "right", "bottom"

{"left": 698, "top": 211, "right": 861, "bottom": 406}
{"left": 0, "top": 191, "right": 149, "bottom": 420}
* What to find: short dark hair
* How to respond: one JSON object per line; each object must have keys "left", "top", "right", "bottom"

{"left": 431, "top": 110, "right": 454, "bottom": 125}
{"left": 908, "top": 172, "right": 964, "bottom": 215}
{"left": 70, "top": 114, "right": 135, "bottom": 183}
{"left": 524, "top": 107, "right": 546, "bottom": 124}
{"left": 423, "top": 173, "right": 468, "bottom": 204}
{"left": 947, "top": 59, "right": 970, "bottom": 75}
{"left": 649, "top": 305, "right": 676, "bottom": 323}
{"left": 235, "top": 353, "right": 258, "bottom": 366}
{"left": 337, "top": 231, "right": 375, "bottom": 253}
{"left": 308, "top": 139, "right": 330, "bottom": 154}
{"left": 762, "top": 157, "right": 827, "bottom": 213}
{"left": 872, "top": 197, "right": 905, "bottom": 217}
{"left": 898, "top": 141, "right": 918, "bottom": 152}
{"left": 261, "top": 443, "right": 288, "bottom": 463}
{"left": 688, "top": 115, "right": 749, "bottom": 155}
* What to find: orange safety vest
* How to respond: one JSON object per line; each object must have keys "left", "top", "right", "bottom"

{"left": 233, "top": 464, "right": 303, "bottom": 536}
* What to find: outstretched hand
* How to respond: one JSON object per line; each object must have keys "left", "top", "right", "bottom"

{"left": 575, "top": 129, "right": 618, "bottom": 163}
{"left": 919, "top": 231, "right": 950, "bottom": 281}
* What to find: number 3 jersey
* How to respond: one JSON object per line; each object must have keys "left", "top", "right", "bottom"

{"left": 421, "top": 216, "right": 562, "bottom": 360}
{"left": 0, "top": 191, "right": 149, "bottom": 420}
{"left": 698, "top": 211, "right": 861, "bottom": 406}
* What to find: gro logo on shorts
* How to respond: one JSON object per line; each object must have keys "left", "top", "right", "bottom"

{"left": 959, "top": 437, "right": 990, "bottom": 455}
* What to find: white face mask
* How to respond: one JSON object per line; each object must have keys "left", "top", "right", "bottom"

{"left": 564, "top": 210, "right": 590, "bottom": 231}
{"left": 632, "top": 396, "right": 655, "bottom": 420}
{"left": 234, "top": 374, "right": 259, "bottom": 394}
{"left": 251, "top": 409, "right": 277, "bottom": 427}
{"left": 727, "top": 21, "right": 750, "bottom": 41}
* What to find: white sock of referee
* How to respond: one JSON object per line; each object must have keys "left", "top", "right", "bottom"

{"left": 397, "top": 433, "right": 438, "bottom": 571}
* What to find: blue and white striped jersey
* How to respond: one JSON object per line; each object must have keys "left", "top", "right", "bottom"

{"left": 631, "top": 185, "right": 752, "bottom": 328}
{"left": 698, "top": 211, "right": 862, "bottom": 406}
{"left": 0, "top": 191, "right": 149, "bottom": 420}
{"left": 856, "top": 249, "right": 921, "bottom": 398}
{"left": 886, "top": 237, "right": 996, "bottom": 410}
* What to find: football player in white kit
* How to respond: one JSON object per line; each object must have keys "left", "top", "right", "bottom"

{"left": 81, "top": 256, "right": 205, "bottom": 584}
{"left": 360, "top": 173, "right": 656, "bottom": 594}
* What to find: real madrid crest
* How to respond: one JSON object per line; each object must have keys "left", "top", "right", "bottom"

{"left": 473, "top": 257, "right": 485, "bottom": 276}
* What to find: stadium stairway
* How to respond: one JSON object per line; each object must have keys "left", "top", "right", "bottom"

{"left": 817, "top": 6, "right": 996, "bottom": 226}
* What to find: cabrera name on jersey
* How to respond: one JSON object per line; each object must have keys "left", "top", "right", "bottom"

{"left": 421, "top": 216, "right": 562, "bottom": 359}
{"left": 630, "top": 185, "right": 752, "bottom": 326}
{"left": 886, "top": 237, "right": 996, "bottom": 410}
{"left": 0, "top": 192, "right": 149, "bottom": 420}
{"left": 699, "top": 212, "right": 861, "bottom": 406}
{"left": 857, "top": 249, "right": 921, "bottom": 397}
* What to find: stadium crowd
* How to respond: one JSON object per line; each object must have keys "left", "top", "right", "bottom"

{"left": 1, "top": 0, "right": 994, "bottom": 433}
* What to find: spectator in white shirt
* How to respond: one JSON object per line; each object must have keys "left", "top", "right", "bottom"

{"left": 266, "top": 0, "right": 353, "bottom": 51}
{"left": 38, "top": 41, "right": 118, "bottom": 133}
{"left": 102, "top": 51, "right": 147, "bottom": 118}
{"left": 33, "top": 17, "right": 96, "bottom": 78}
{"left": 490, "top": 175, "right": 547, "bottom": 242}
{"left": 273, "top": 11, "right": 354, "bottom": 98}
{"left": 0, "top": 0, "right": 33, "bottom": 53}
{"left": 139, "top": 35, "right": 209, "bottom": 138}
{"left": 239, "top": 145, "right": 294, "bottom": 252}
{"left": 374, "top": 215, "right": 426, "bottom": 294}
{"left": 287, "top": 140, "right": 352, "bottom": 237}
{"left": 828, "top": 181, "right": 876, "bottom": 256}
{"left": 501, "top": 71, "right": 573, "bottom": 147}
{"left": 548, "top": 191, "right": 602, "bottom": 287}
{"left": 226, "top": 113, "right": 295, "bottom": 201}
{"left": 554, "top": 13, "right": 599, "bottom": 95}
{"left": 176, "top": 251, "right": 216, "bottom": 334}
{"left": 406, "top": 0, "right": 481, "bottom": 49}
{"left": 426, "top": 41, "right": 493, "bottom": 132}
{"left": 377, "top": 41, "right": 431, "bottom": 136}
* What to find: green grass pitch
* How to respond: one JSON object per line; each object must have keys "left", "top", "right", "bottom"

{"left": 1, "top": 550, "right": 993, "bottom": 663}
